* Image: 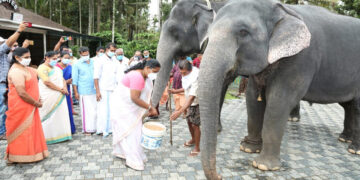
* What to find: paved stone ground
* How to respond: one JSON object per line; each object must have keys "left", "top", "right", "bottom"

{"left": 1, "top": 99, "right": 360, "bottom": 180}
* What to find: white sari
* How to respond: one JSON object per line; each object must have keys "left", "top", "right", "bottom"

{"left": 110, "top": 76, "right": 153, "bottom": 171}
{"left": 38, "top": 66, "right": 72, "bottom": 144}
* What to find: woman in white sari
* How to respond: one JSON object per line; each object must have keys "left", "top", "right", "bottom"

{"left": 37, "top": 51, "right": 72, "bottom": 144}
{"left": 111, "top": 59, "right": 160, "bottom": 171}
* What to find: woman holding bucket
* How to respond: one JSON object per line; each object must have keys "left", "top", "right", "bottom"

{"left": 110, "top": 59, "right": 160, "bottom": 171}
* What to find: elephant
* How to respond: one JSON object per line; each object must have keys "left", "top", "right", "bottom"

{"left": 152, "top": 0, "right": 302, "bottom": 128}
{"left": 198, "top": 0, "right": 360, "bottom": 178}
{"left": 151, "top": 0, "right": 228, "bottom": 132}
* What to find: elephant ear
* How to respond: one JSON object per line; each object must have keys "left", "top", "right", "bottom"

{"left": 194, "top": 2, "right": 217, "bottom": 48}
{"left": 268, "top": 3, "right": 311, "bottom": 64}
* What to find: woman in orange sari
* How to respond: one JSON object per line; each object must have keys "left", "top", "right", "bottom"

{"left": 5, "top": 48, "right": 48, "bottom": 163}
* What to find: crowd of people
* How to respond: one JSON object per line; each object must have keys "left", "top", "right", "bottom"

{"left": 0, "top": 22, "right": 203, "bottom": 171}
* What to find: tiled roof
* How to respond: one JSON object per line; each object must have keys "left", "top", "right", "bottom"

{"left": 0, "top": 5, "right": 78, "bottom": 33}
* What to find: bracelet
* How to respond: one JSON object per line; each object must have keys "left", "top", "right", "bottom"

{"left": 148, "top": 105, "right": 152, "bottom": 111}
{"left": 17, "top": 31, "right": 22, "bottom": 33}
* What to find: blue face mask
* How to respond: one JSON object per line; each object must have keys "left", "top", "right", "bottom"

{"left": 107, "top": 52, "right": 115, "bottom": 58}
{"left": 80, "top": 55, "right": 90, "bottom": 62}
{"left": 144, "top": 55, "right": 149, "bottom": 58}
{"left": 117, "top": 55, "right": 123, "bottom": 61}
{"left": 186, "top": 56, "right": 192, "bottom": 61}
{"left": 62, "top": 58, "right": 71, "bottom": 65}
{"left": 98, "top": 53, "right": 104, "bottom": 57}
{"left": 69, "top": 53, "right": 73, "bottom": 57}
{"left": 49, "top": 59, "right": 58, "bottom": 67}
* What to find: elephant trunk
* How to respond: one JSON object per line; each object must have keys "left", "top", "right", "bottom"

{"left": 199, "top": 39, "right": 235, "bottom": 179}
{"left": 151, "top": 33, "right": 177, "bottom": 107}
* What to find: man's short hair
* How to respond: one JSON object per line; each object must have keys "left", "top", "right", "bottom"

{"left": 96, "top": 46, "right": 105, "bottom": 52}
{"left": 106, "top": 42, "right": 117, "bottom": 49}
{"left": 79, "top": 46, "right": 89, "bottom": 53}
{"left": 178, "top": 60, "right": 192, "bottom": 71}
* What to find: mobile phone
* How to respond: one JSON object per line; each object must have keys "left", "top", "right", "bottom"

{"left": 24, "top": 22, "right": 32, "bottom": 27}
{"left": 63, "top": 36, "right": 73, "bottom": 41}
{"left": 28, "top": 40, "right": 34, "bottom": 45}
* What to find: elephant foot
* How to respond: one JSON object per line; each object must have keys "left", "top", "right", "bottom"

{"left": 252, "top": 155, "right": 281, "bottom": 171}
{"left": 287, "top": 116, "right": 300, "bottom": 122}
{"left": 240, "top": 136, "right": 262, "bottom": 153}
{"left": 348, "top": 143, "right": 360, "bottom": 155}
{"left": 338, "top": 133, "right": 352, "bottom": 143}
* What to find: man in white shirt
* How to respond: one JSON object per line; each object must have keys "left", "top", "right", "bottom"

{"left": 94, "top": 43, "right": 120, "bottom": 137}
{"left": 115, "top": 48, "right": 130, "bottom": 71}
{"left": 91, "top": 46, "right": 105, "bottom": 61}
{"left": 170, "top": 60, "right": 201, "bottom": 156}
{"left": 128, "top": 50, "right": 142, "bottom": 68}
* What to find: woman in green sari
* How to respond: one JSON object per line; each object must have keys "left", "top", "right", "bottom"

{"left": 37, "top": 51, "right": 72, "bottom": 144}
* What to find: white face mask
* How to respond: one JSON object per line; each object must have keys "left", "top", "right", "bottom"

{"left": 20, "top": 58, "right": 31, "bottom": 66}
{"left": 148, "top": 72, "right": 158, "bottom": 81}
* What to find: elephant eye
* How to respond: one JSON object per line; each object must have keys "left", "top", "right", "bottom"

{"left": 239, "top": 29, "right": 249, "bottom": 37}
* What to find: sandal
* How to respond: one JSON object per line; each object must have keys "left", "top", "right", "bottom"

{"left": 183, "top": 141, "right": 195, "bottom": 147}
{"left": 189, "top": 150, "right": 200, "bottom": 157}
{"left": 84, "top": 132, "right": 92, "bottom": 136}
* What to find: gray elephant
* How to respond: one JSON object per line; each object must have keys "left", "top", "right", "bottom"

{"left": 198, "top": 0, "right": 360, "bottom": 178}
{"left": 151, "top": 0, "right": 228, "bottom": 131}
{"left": 152, "top": 0, "right": 302, "bottom": 127}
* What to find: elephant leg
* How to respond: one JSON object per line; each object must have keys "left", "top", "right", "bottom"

{"left": 253, "top": 88, "right": 301, "bottom": 171}
{"left": 338, "top": 102, "right": 353, "bottom": 143}
{"left": 346, "top": 99, "right": 360, "bottom": 155}
{"left": 240, "top": 77, "right": 264, "bottom": 153}
{"left": 288, "top": 103, "right": 301, "bottom": 122}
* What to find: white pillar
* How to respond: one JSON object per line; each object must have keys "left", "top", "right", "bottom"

{"left": 43, "top": 33, "right": 46, "bottom": 54}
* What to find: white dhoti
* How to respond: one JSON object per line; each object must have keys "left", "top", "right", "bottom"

{"left": 110, "top": 78, "right": 153, "bottom": 171}
{"left": 80, "top": 94, "right": 97, "bottom": 133}
{"left": 96, "top": 90, "right": 113, "bottom": 136}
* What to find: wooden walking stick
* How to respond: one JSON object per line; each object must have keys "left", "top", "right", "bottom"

{"left": 168, "top": 80, "right": 173, "bottom": 146}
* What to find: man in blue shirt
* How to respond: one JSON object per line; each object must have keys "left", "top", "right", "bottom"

{"left": 0, "top": 22, "right": 28, "bottom": 140}
{"left": 72, "top": 47, "right": 97, "bottom": 135}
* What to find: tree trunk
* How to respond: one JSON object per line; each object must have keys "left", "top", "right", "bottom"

{"left": 96, "top": 0, "right": 101, "bottom": 32}
{"left": 79, "top": 0, "right": 82, "bottom": 46}
{"left": 88, "top": 0, "right": 94, "bottom": 35}
{"left": 35, "top": 0, "right": 37, "bottom": 13}
{"left": 49, "top": 0, "right": 52, "bottom": 20}
{"left": 59, "top": 0, "right": 62, "bottom": 25}
{"left": 112, "top": 0, "right": 116, "bottom": 43}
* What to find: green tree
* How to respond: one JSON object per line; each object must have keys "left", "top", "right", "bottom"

{"left": 335, "top": 0, "right": 360, "bottom": 18}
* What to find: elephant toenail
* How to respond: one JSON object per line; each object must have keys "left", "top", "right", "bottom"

{"left": 348, "top": 149, "right": 355, "bottom": 154}
{"left": 245, "top": 148, "right": 252, "bottom": 153}
{"left": 252, "top": 161, "right": 258, "bottom": 167}
{"left": 258, "top": 164, "right": 269, "bottom": 171}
